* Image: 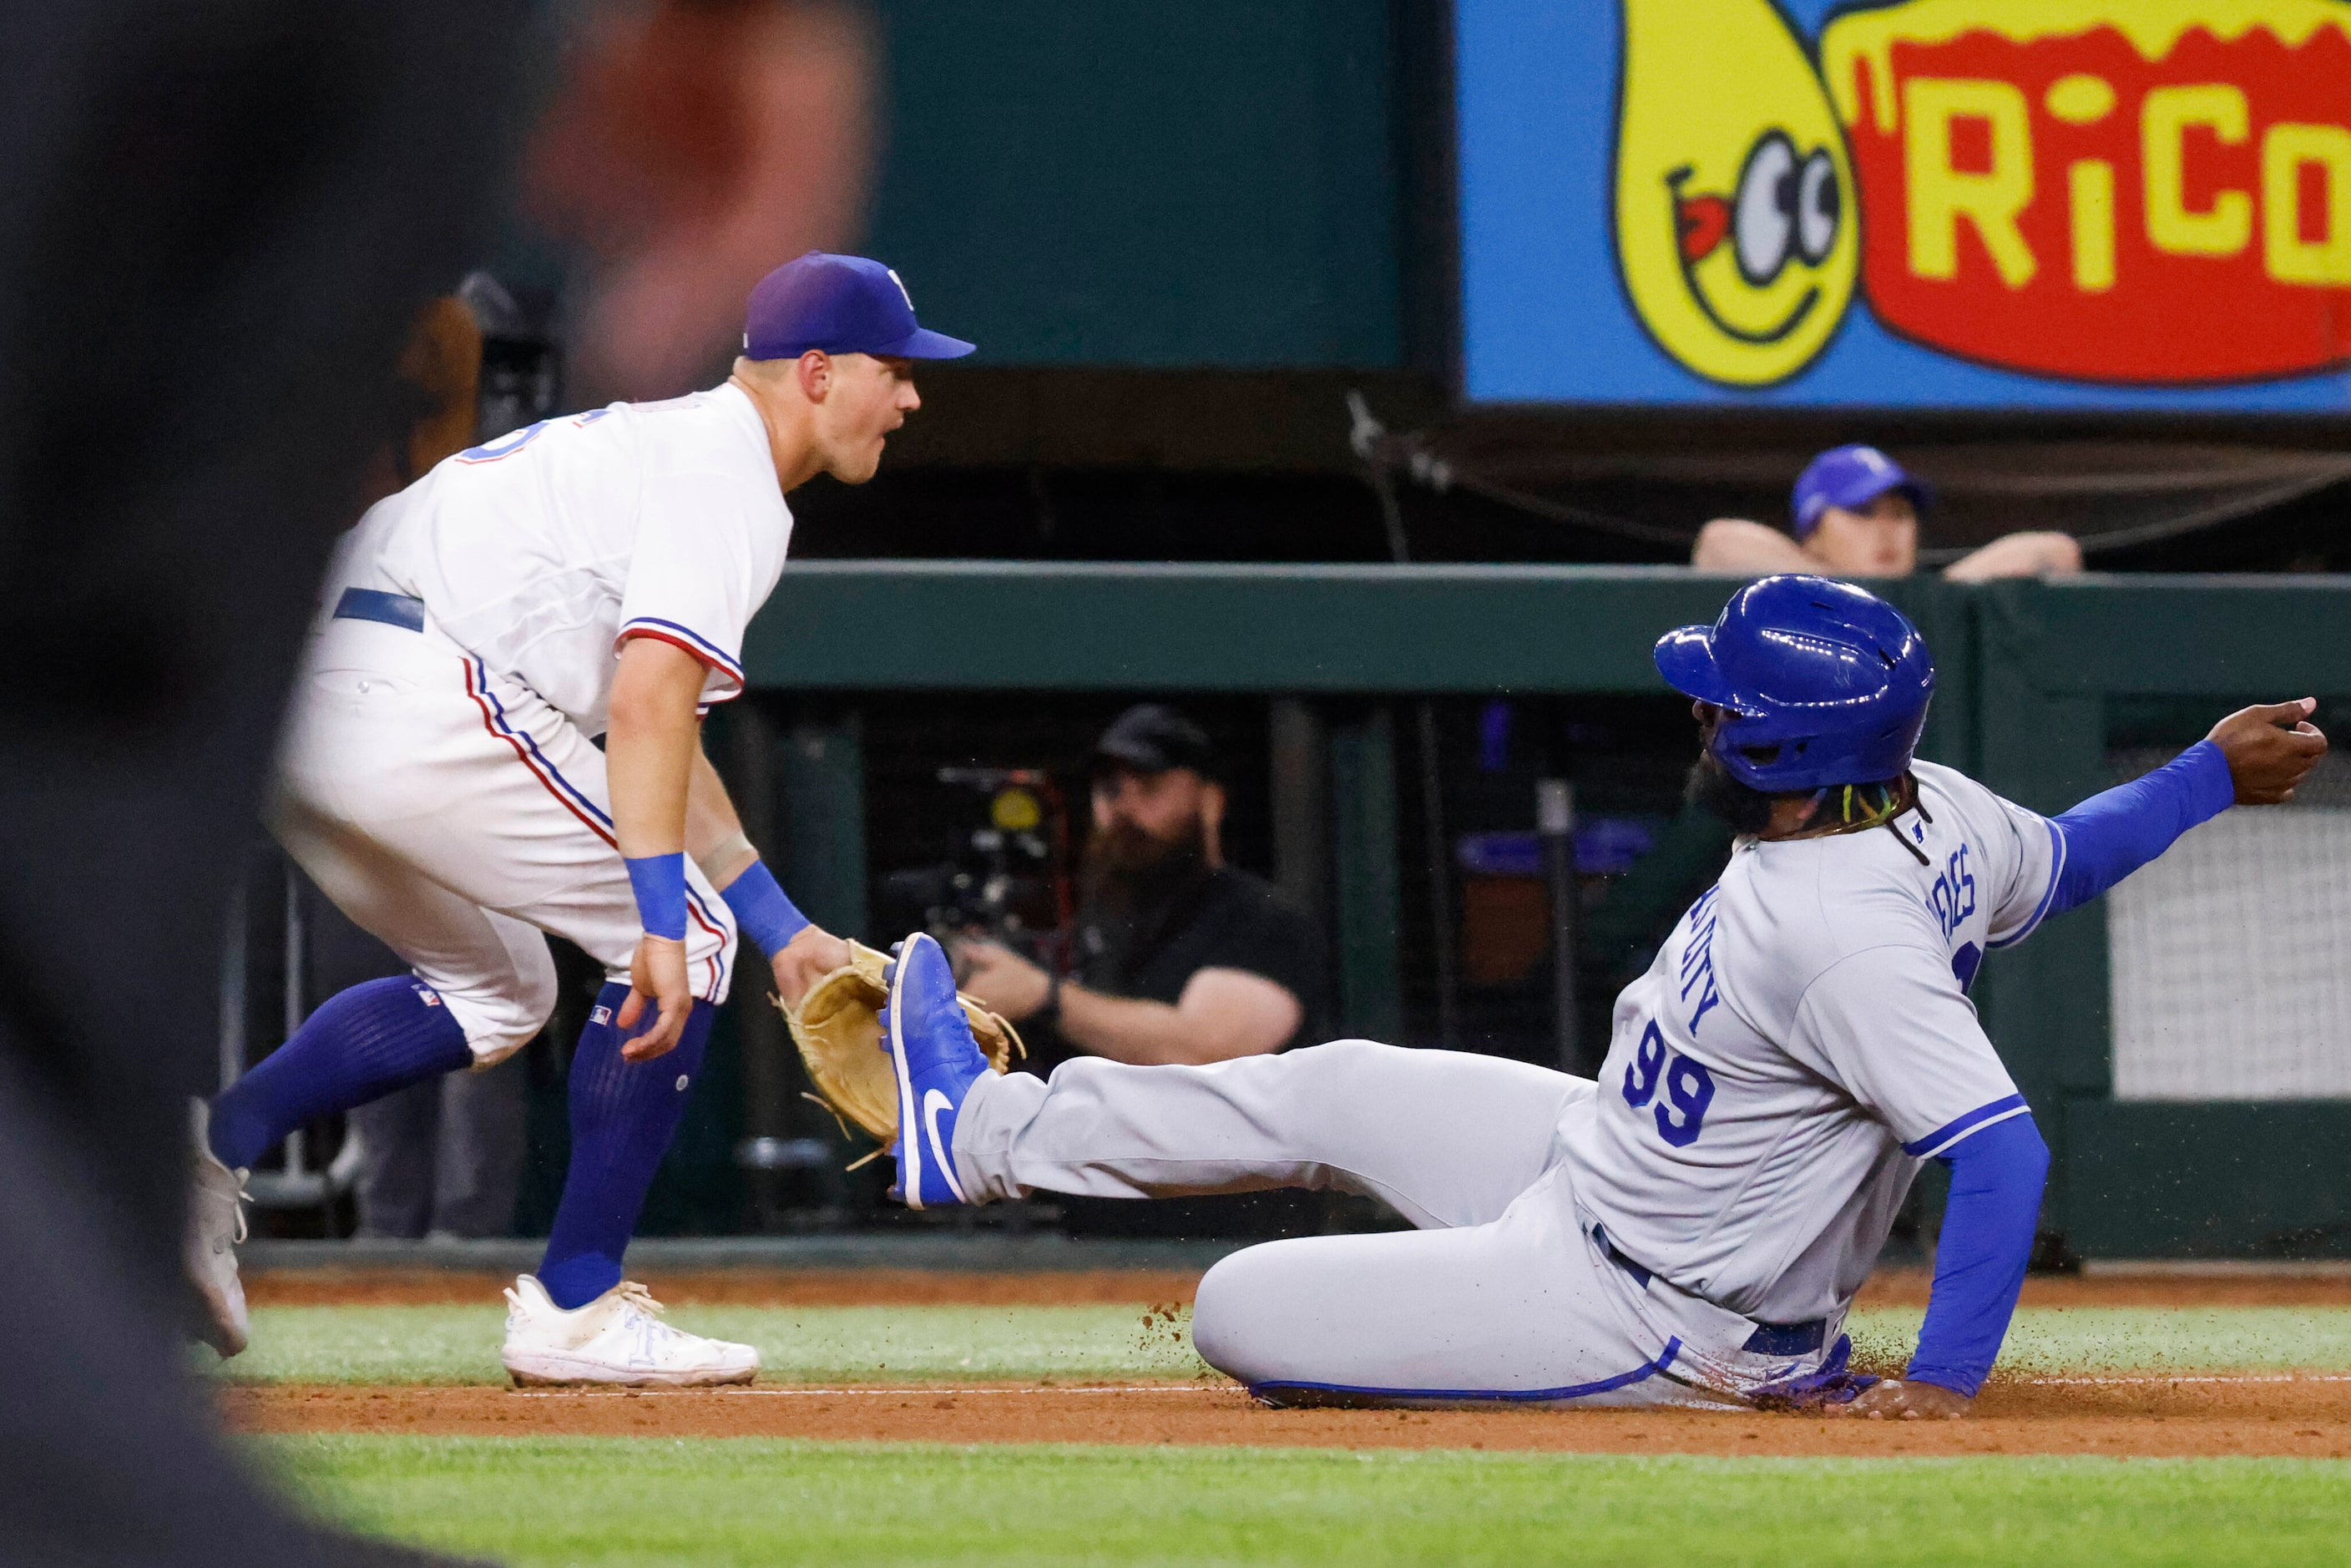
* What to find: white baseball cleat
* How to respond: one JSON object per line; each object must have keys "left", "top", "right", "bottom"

{"left": 185, "top": 1099, "right": 251, "bottom": 1358}
{"left": 501, "top": 1275, "right": 760, "bottom": 1388}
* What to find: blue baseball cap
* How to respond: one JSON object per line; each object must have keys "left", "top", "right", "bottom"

{"left": 744, "top": 252, "right": 975, "bottom": 362}
{"left": 1792, "top": 444, "right": 1931, "bottom": 538}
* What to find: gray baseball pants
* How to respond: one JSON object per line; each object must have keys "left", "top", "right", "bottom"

{"left": 953, "top": 1040, "right": 1805, "bottom": 1406}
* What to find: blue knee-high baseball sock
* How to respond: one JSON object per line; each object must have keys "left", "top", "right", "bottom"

{"left": 208, "top": 976, "right": 474, "bottom": 1171}
{"left": 538, "top": 984, "right": 715, "bottom": 1309}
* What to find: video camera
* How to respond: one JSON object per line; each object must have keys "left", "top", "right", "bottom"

{"left": 877, "top": 766, "right": 1074, "bottom": 970}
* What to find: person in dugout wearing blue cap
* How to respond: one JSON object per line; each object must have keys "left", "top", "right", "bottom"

{"left": 1691, "top": 444, "right": 2081, "bottom": 583}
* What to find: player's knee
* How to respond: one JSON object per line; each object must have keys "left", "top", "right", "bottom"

{"left": 431, "top": 977, "right": 554, "bottom": 1068}
{"left": 513, "top": 962, "right": 559, "bottom": 1036}
{"left": 1286, "top": 1037, "right": 1409, "bottom": 1092}
{"left": 462, "top": 1027, "right": 533, "bottom": 1068}
{"left": 1306, "top": 1037, "right": 1388, "bottom": 1064}
{"left": 1189, "top": 1256, "right": 1251, "bottom": 1380}
{"left": 460, "top": 1003, "right": 544, "bottom": 1066}
{"left": 1190, "top": 1247, "right": 1292, "bottom": 1384}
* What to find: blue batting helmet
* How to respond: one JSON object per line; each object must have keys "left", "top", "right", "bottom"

{"left": 1654, "top": 575, "right": 1934, "bottom": 792}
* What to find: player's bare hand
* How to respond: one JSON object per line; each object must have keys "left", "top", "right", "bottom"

{"left": 771, "top": 924, "right": 851, "bottom": 1009}
{"left": 1825, "top": 1379, "right": 1973, "bottom": 1420}
{"left": 619, "top": 934, "right": 694, "bottom": 1061}
{"left": 2207, "top": 698, "right": 2327, "bottom": 805}
{"left": 952, "top": 938, "right": 1052, "bottom": 1021}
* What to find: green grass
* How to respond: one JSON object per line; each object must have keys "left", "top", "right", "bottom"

{"left": 1851, "top": 1306, "right": 2351, "bottom": 1374}
{"left": 267, "top": 1436, "right": 2351, "bottom": 1566}
{"left": 245, "top": 1304, "right": 2351, "bottom": 1565}
{"left": 229, "top": 1303, "right": 1212, "bottom": 1385}
{"left": 222, "top": 1302, "right": 2351, "bottom": 1386}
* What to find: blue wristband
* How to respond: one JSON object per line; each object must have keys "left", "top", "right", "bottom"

{"left": 720, "top": 858, "right": 811, "bottom": 955}
{"left": 624, "top": 852, "right": 690, "bottom": 940}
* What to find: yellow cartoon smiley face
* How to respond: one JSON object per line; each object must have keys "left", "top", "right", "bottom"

{"left": 1615, "top": 0, "right": 1859, "bottom": 386}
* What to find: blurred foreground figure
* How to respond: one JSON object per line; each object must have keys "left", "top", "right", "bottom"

{"left": 0, "top": 2, "right": 868, "bottom": 1561}
{"left": 529, "top": 0, "right": 873, "bottom": 395}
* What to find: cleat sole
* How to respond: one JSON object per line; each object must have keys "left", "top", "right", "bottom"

{"left": 503, "top": 1353, "right": 758, "bottom": 1389}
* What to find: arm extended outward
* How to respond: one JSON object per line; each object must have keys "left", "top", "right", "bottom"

{"left": 2043, "top": 700, "right": 2326, "bottom": 920}
{"left": 1835, "top": 702, "right": 2322, "bottom": 1419}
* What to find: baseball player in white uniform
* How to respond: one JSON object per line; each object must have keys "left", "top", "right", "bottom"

{"left": 186, "top": 253, "right": 973, "bottom": 1383}
{"left": 875, "top": 577, "right": 2323, "bottom": 1415}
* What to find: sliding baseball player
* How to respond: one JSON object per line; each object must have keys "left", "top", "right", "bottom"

{"left": 859, "top": 575, "right": 2321, "bottom": 1413}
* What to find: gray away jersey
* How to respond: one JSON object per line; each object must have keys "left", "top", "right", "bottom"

{"left": 1559, "top": 761, "right": 2060, "bottom": 1326}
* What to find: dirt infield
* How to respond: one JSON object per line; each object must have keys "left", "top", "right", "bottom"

{"left": 225, "top": 1376, "right": 2351, "bottom": 1459}
{"left": 245, "top": 1266, "right": 2351, "bottom": 1311}
{"left": 234, "top": 1266, "right": 2351, "bottom": 1458}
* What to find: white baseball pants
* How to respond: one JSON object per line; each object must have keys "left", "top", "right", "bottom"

{"left": 272, "top": 614, "right": 737, "bottom": 1064}
{"left": 953, "top": 1042, "right": 1839, "bottom": 1407}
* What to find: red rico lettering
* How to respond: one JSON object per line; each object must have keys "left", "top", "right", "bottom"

{"left": 1822, "top": 3, "right": 2351, "bottom": 384}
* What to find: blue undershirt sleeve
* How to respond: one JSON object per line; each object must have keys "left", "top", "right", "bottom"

{"left": 719, "top": 858, "right": 811, "bottom": 955}
{"left": 1905, "top": 1113, "right": 2050, "bottom": 1398}
{"left": 2045, "top": 740, "right": 2234, "bottom": 918}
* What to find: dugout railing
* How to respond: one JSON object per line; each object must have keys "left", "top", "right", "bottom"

{"left": 738, "top": 563, "right": 2351, "bottom": 1261}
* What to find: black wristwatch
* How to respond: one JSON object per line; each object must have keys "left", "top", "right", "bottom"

{"left": 1033, "top": 969, "right": 1064, "bottom": 1029}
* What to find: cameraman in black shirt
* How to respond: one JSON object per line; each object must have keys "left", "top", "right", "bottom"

{"left": 955, "top": 705, "right": 1325, "bottom": 1072}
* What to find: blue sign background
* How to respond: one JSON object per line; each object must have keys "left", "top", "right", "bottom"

{"left": 1456, "top": 0, "right": 2351, "bottom": 411}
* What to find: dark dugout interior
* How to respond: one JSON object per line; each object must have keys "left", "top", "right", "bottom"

{"left": 788, "top": 367, "right": 2351, "bottom": 574}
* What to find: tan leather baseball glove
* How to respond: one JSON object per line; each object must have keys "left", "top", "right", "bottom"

{"left": 778, "top": 938, "right": 1023, "bottom": 1143}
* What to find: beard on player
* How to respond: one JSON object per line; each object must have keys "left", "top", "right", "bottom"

{"left": 1686, "top": 749, "right": 1918, "bottom": 840}
{"left": 1684, "top": 750, "right": 1781, "bottom": 835}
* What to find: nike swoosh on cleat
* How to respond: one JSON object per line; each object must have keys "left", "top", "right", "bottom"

{"left": 923, "top": 1089, "right": 968, "bottom": 1204}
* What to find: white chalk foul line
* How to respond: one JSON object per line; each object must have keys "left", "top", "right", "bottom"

{"left": 512, "top": 1384, "right": 1229, "bottom": 1399}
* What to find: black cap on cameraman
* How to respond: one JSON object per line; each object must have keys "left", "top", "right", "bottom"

{"left": 1092, "top": 704, "right": 1216, "bottom": 779}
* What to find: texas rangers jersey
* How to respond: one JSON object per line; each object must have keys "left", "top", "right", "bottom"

{"left": 1560, "top": 761, "right": 2060, "bottom": 1327}
{"left": 348, "top": 382, "right": 790, "bottom": 734}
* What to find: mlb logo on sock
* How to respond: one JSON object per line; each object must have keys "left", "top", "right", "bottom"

{"left": 590, "top": 1005, "right": 612, "bottom": 1026}
{"left": 411, "top": 983, "right": 442, "bottom": 1007}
